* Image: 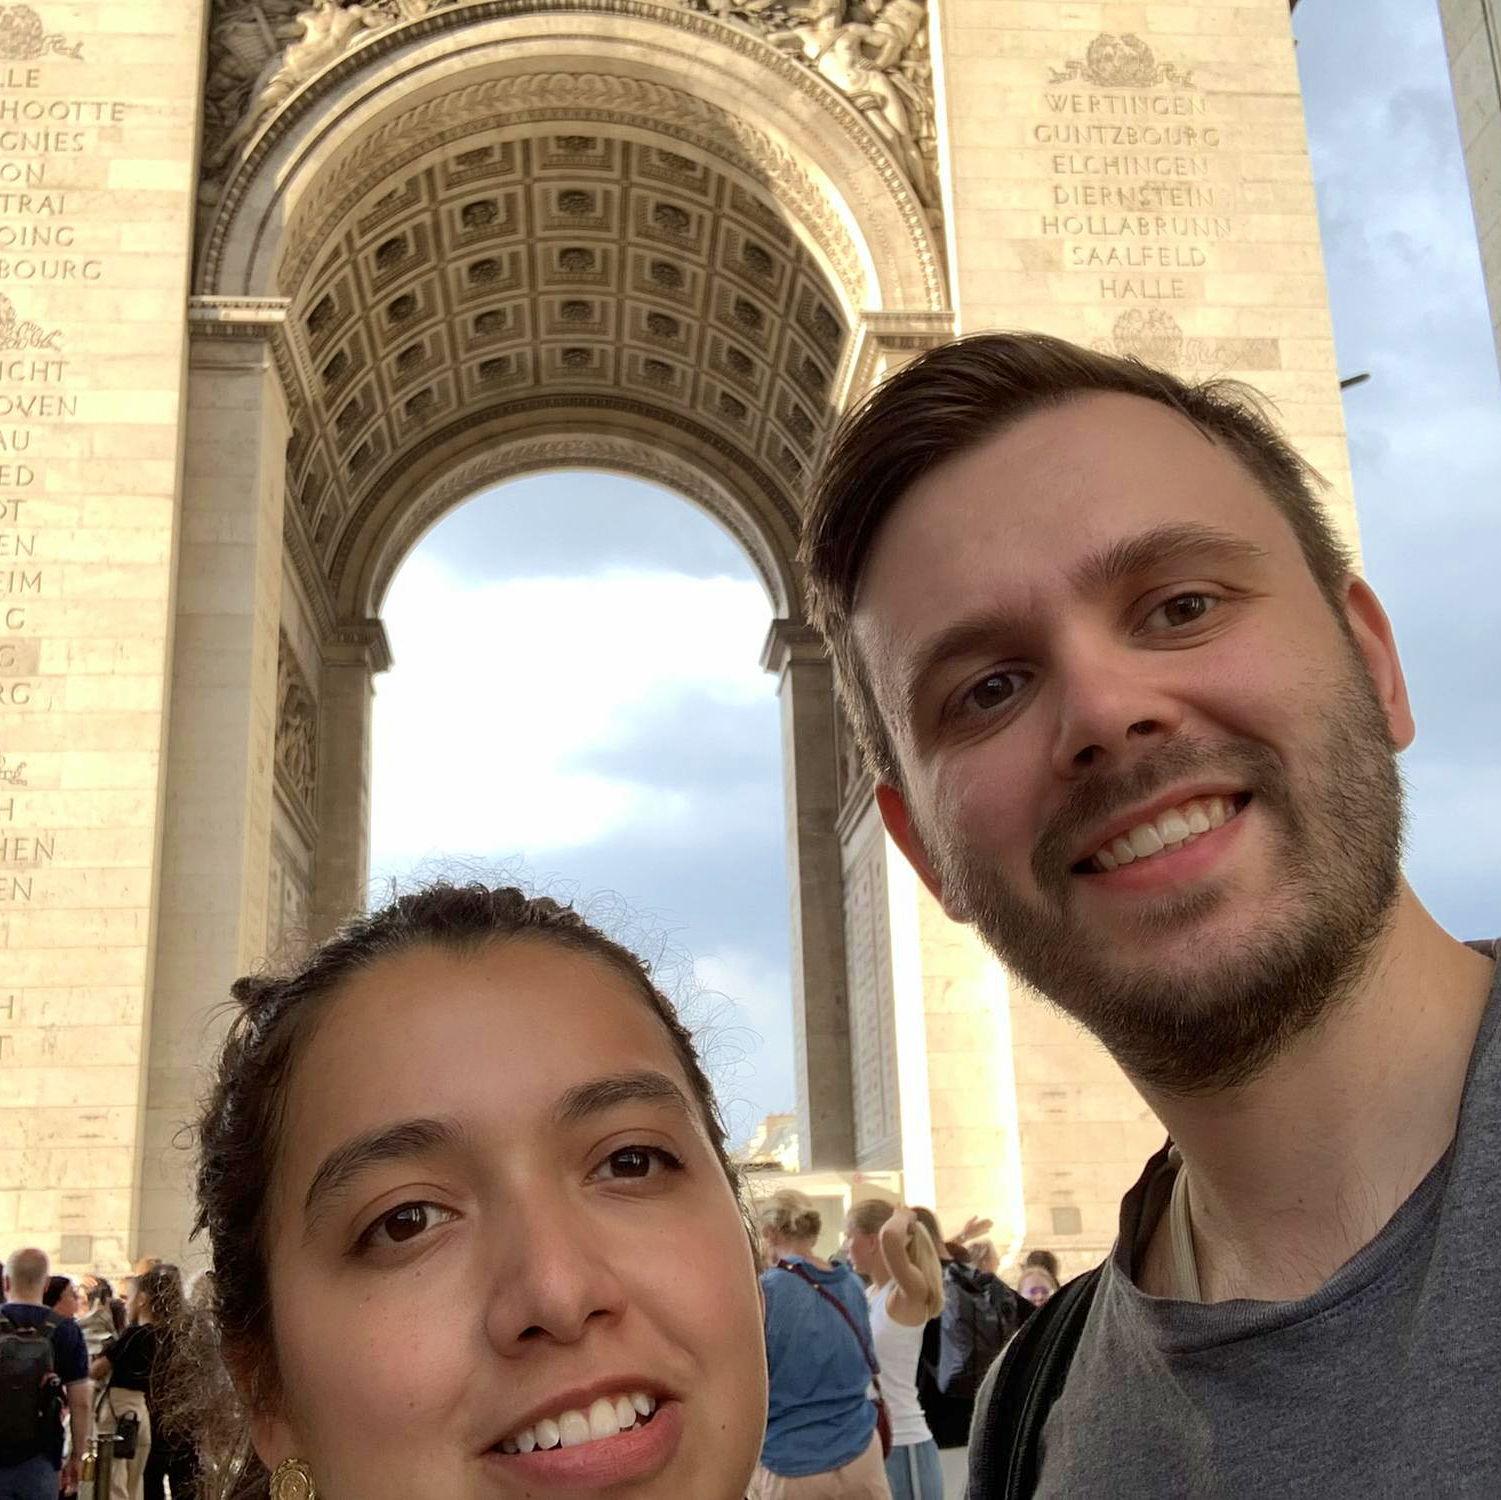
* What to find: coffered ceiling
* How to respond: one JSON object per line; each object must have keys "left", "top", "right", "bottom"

{"left": 278, "top": 131, "right": 851, "bottom": 586}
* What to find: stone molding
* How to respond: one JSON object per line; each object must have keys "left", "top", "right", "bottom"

{"left": 329, "top": 392, "right": 804, "bottom": 612}
{"left": 759, "top": 617, "right": 826, "bottom": 675}
{"left": 372, "top": 432, "right": 793, "bottom": 615}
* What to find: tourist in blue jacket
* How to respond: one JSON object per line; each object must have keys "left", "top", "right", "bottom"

{"left": 751, "top": 1189, "right": 891, "bottom": 1499}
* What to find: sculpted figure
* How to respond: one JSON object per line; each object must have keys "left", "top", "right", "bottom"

{"left": 764, "top": 0, "right": 934, "bottom": 200}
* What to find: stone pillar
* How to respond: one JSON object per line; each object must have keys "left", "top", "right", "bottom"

{"left": 762, "top": 620, "right": 855, "bottom": 1170}
{"left": 0, "top": 0, "right": 210, "bottom": 1277}
{"left": 310, "top": 622, "right": 391, "bottom": 939}
{"left": 1440, "top": 0, "right": 1501, "bottom": 368}
{"left": 140, "top": 313, "right": 290, "bottom": 1264}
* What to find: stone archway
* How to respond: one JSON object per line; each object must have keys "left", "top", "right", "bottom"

{"left": 144, "top": 0, "right": 951, "bottom": 1261}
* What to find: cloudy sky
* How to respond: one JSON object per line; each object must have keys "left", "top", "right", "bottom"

{"left": 369, "top": 0, "right": 1501, "bottom": 1147}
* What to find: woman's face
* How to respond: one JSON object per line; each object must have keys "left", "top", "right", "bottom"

{"left": 54, "top": 1281, "right": 80, "bottom": 1319}
{"left": 1019, "top": 1272, "right": 1054, "bottom": 1307}
{"left": 254, "top": 939, "right": 767, "bottom": 1500}
{"left": 842, "top": 1223, "right": 878, "bottom": 1280}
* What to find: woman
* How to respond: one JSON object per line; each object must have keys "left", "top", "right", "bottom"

{"left": 77, "top": 1277, "right": 128, "bottom": 1359}
{"left": 1017, "top": 1254, "right": 1059, "bottom": 1308}
{"left": 91, "top": 1265, "right": 183, "bottom": 1499}
{"left": 752, "top": 1189, "right": 890, "bottom": 1499}
{"left": 845, "top": 1202, "right": 945, "bottom": 1500}
{"left": 168, "top": 883, "right": 768, "bottom": 1500}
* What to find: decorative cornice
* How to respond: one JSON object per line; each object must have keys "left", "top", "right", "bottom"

{"left": 325, "top": 618, "right": 395, "bottom": 674}
{"left": 187, "top": 294, "right": 292, "bottom": 334}
{"left": 759, "top": 618, "right": 827, "bottom": 676}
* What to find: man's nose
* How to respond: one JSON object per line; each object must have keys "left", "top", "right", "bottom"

{"left": 1048, "top": 643, "right": 1181, "bottom": 779}
{"left": 482, "top": 1189, "right": 629, "bottom": 1354}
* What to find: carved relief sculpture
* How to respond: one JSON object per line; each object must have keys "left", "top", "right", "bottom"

{"left": 0, "top": 3, "right": 83, "bottom": 59}
{"left": 690, "top": 0, "right": 937, "bottom": 207}
{"left": 201, "top": 0, "right": 457, "bottom": 199}
{"left": 275, "top": 633, "right": 319, "bottom": 820}
{"left": 1050, "top": 33, "right": 1194, "bottom": 90}
{"left": 0, "top": 294, "right": 61, "bottom": 352}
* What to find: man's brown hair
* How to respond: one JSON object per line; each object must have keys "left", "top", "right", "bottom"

{"left": 800, "top": 331, "right": 1352, "bottom": 784}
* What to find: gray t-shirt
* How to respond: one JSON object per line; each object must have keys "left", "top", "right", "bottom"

{"left": 1017, "top": 941, "right": 1501, "bottom": 1497}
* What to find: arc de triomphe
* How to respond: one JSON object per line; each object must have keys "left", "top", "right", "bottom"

{"left": 1, "top": 0, "right": 1436, "bottom": 1275}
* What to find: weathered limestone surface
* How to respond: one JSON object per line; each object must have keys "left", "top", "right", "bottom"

{"left": 0, "top": 0, "right": 211, "bottom": 1273}
{"left": 1440, "top": 0, "right": 1501, "bottom": 367}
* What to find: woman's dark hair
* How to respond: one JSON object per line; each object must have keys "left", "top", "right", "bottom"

{"left": 86, "top": 1276, "right": 114, "bottom": 1309}
{"left": 176, "top": 882, "right": 738, "bottom": 1498}
{"left": 136, "top": 1263, "right": 186, "bottom": 1326}
{"left": 41, "top": 1275, "right": 70, "bottom": 1310}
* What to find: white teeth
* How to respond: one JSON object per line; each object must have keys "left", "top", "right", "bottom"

{"left": 588, "top": 1398, "right": 620, "bottom": 1441}
{"left": 501, "top": 1394, "right": 655, "bottom": 1455}
{"left": 1158, "top": 809, "right": 1191, "bottom": 843}
{"left": 558, "top": 1411, "right": 591, "bottom": 1448}
{"left": 1089, "top": 796, "right": 1244, "bottom": 872}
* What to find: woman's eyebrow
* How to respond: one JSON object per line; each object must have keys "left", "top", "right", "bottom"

{"left": 553, "top": 1069, "right": 695, "bottom": 1126}
{"left": 302, "top": 1116, "right": 463, "bottom": 1235}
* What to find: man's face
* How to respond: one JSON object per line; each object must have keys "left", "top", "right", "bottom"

{"left": 856, "top": 393, "right": 1413, "bottom": 1095}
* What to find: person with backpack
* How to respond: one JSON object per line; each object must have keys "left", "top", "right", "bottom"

{"left": 910, "top": 1209, "right": 1031, "bottom": 1496}
{"left": 0, "top": 1246, "right": 91, "bottom": 1500}
{"left": 752, "top": 1189, "right": 891, "bottom": 1499}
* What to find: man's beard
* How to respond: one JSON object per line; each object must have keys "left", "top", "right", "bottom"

{"left": 929, "top": 658, "right": 1406, "bottom": 1096}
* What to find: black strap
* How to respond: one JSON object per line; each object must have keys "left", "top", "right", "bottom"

{"left": 775, "top": 1261, "right": 883, "bottom": 1390}
{"left": 970, "top": 1264, "right": 1102, "bottom": 1499}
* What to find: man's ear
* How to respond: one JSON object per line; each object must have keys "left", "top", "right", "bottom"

{"left": 876, "top": 780, "right": 949, "bottom": 907}
{"left": 1341, "top": 575, "right": 1415, "bottom": 751}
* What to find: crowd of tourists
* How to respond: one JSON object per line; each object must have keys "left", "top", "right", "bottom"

{"left": 5, "top": 326, "right": 1499, "bottom": 1498}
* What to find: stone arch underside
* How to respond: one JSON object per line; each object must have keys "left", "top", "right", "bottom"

{"left": 194, "top": 2, "right": 948, "bottom": 626}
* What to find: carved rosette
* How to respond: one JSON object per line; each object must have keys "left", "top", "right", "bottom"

{"left": 275, "top": 632, "right": 320, "bottom": 823}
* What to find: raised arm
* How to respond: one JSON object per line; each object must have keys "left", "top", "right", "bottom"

{"left": 880, "top": 1206, "right": 942, "bottom": 1326}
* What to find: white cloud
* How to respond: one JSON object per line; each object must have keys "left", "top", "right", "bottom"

{"left": 371, "top": 552, "right": 775, "bottom": 864}
{"left": 685, "top": 946, "right": 797, "bottom": 1148}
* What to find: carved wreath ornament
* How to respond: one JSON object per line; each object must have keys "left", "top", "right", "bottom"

{"left": 0, "top": 3, "right": 83, "bottom": 59}
{"left": 1050, "top": 33, "right": 1194, "bottom": 90}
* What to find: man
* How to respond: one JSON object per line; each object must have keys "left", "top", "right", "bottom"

{"left": 801, "top": 332, "right": 1500, "bottom": 1494}
{"left": 0, "top": 1248, "right": 91, "bottom": 1499}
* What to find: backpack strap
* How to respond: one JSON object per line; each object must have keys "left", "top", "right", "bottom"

{"left": 969, "top": 1264, "right": 1103, "bottom": 1499}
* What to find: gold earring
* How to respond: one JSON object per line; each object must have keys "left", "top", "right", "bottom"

{"left": 270, "top": 1458, "right": 317, "bottom": 1500}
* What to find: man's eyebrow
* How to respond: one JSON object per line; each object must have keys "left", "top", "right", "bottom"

{"left": 897, "top": 605, "right": 1035, "bottom": 723}
{"left": 895, "top": 524, "right": 1266, "bottom": 723}
{"left": 302, "top": 1117, "right": 463, "bottom": 1234}
{"left": 553, "top": 1069, "right": 696, "bottom": 1127}
{"left": 1071, "top": 523, "right": 1267, "bottom": 595}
